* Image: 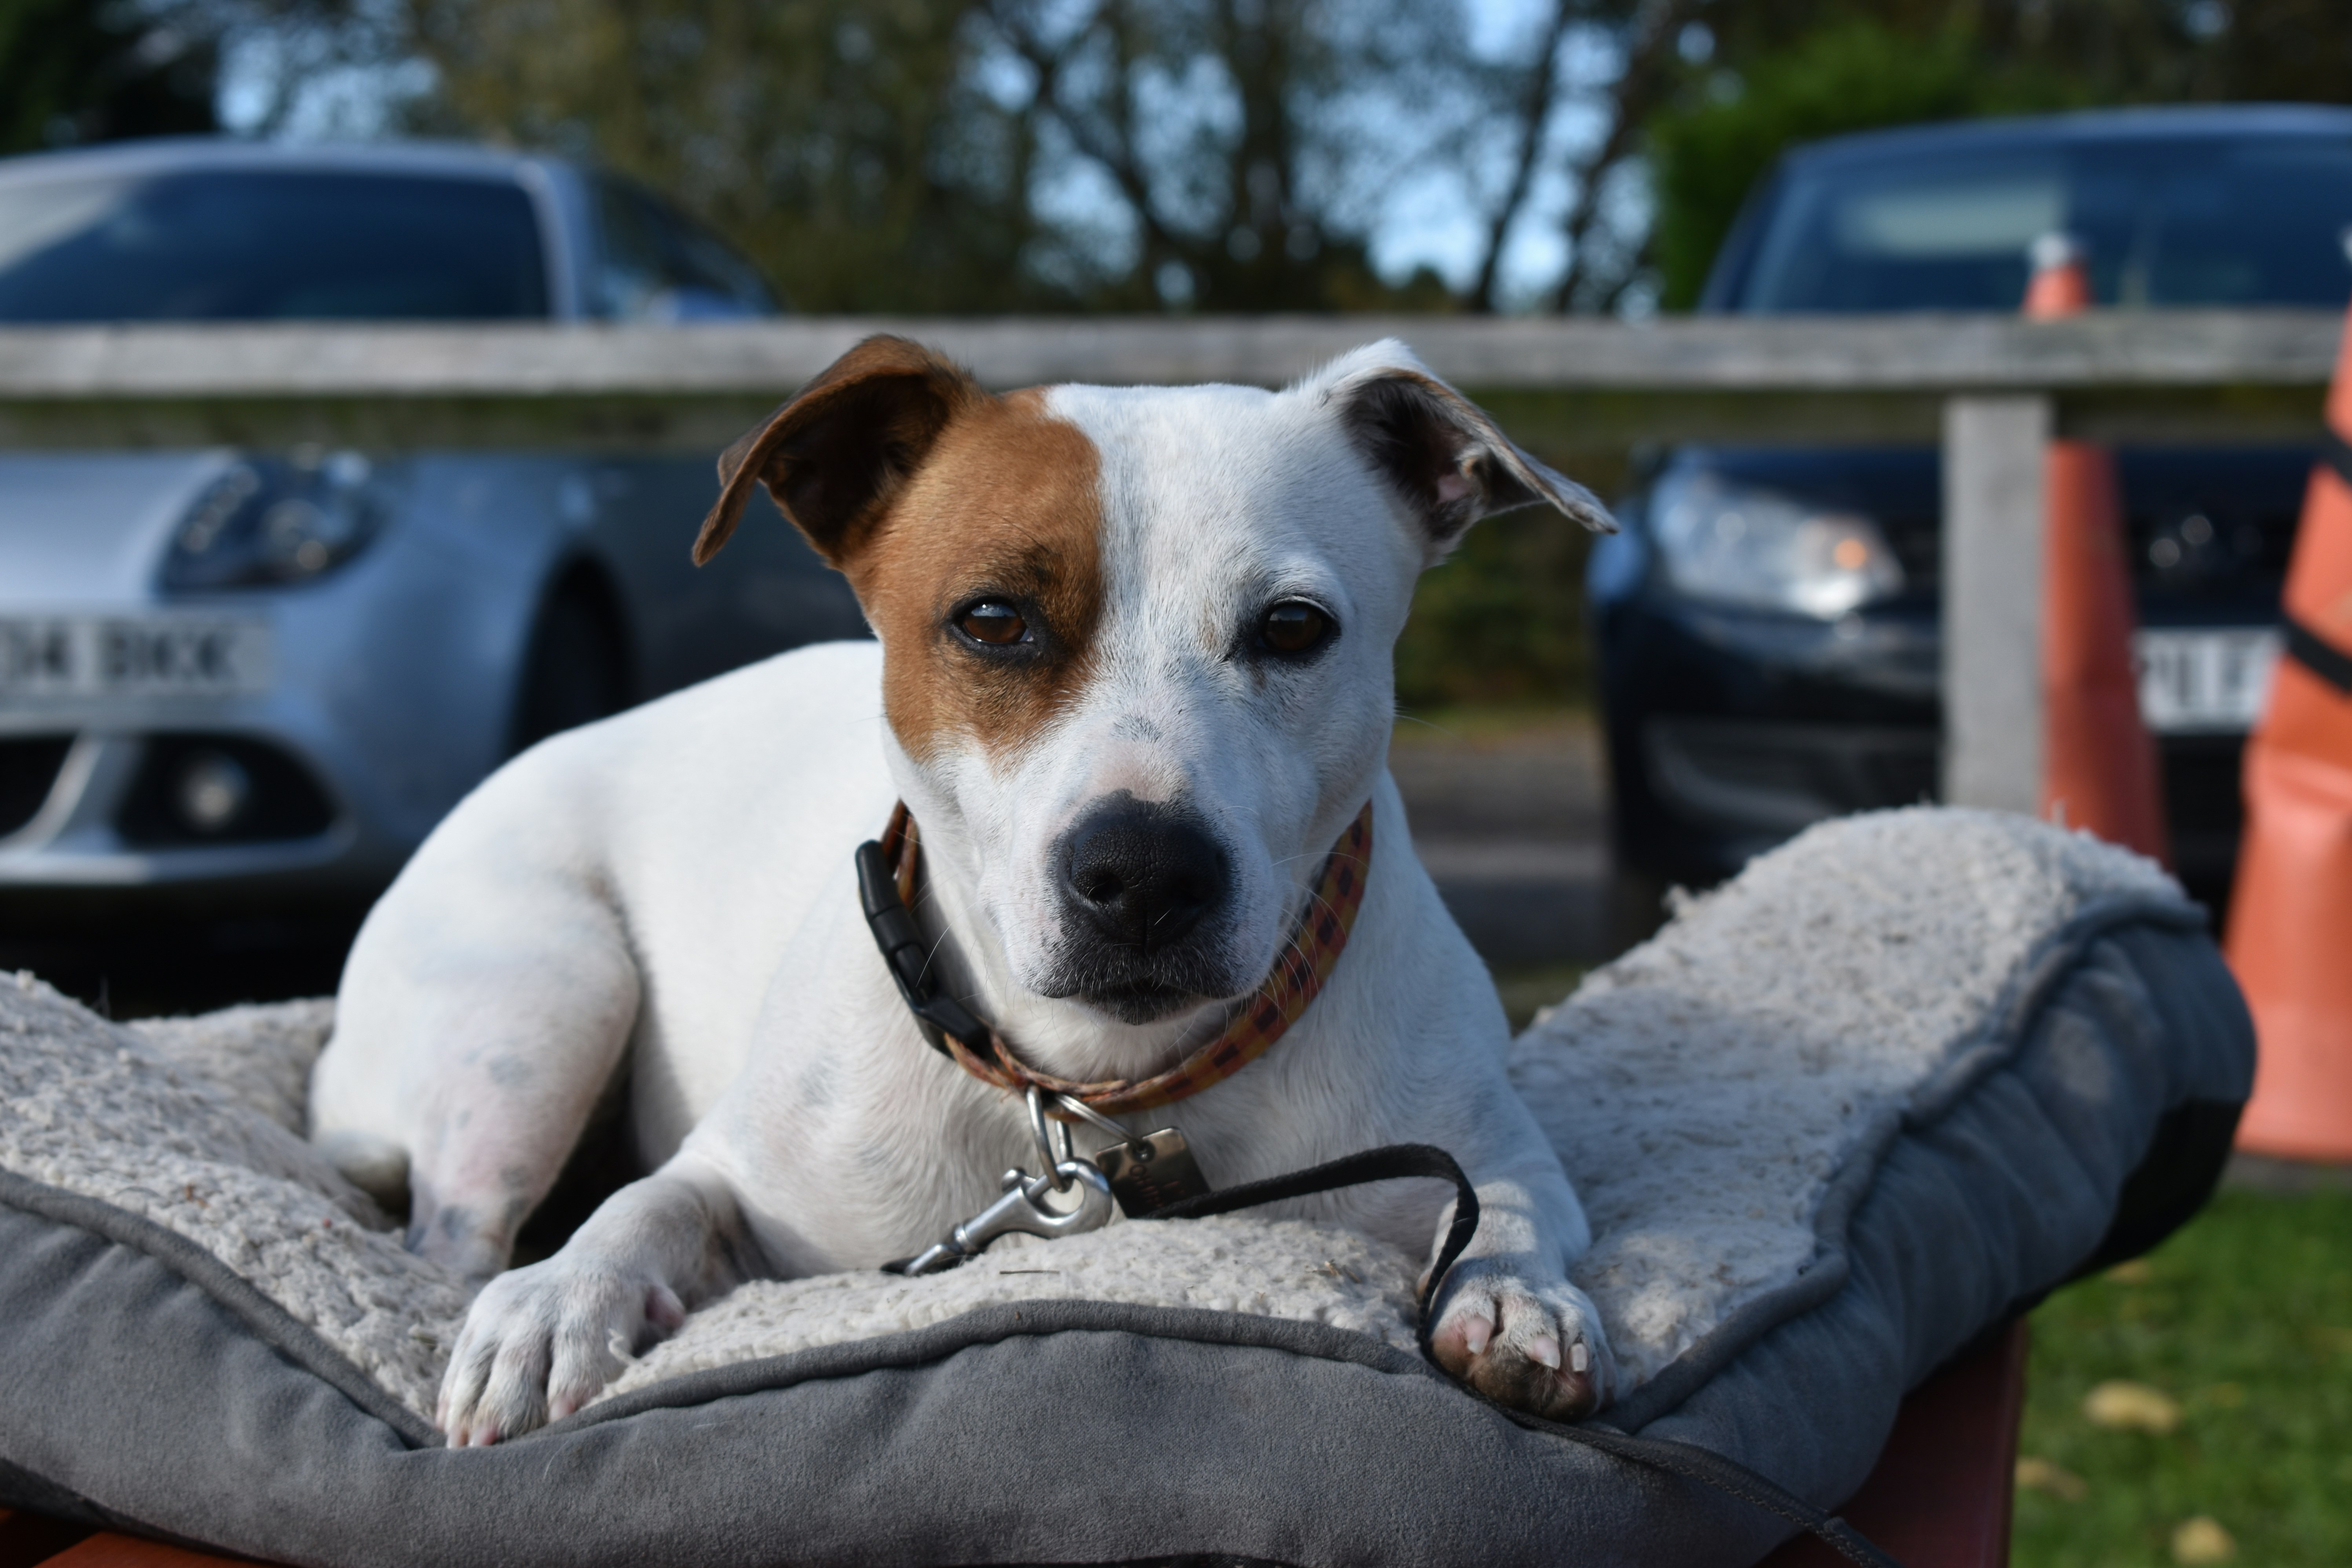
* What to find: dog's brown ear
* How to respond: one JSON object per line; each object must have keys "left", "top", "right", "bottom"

{"left": 1310, "top": 339, "right": 1614, "bottom": 560}
{"left": 694, "top": 336, "right": 985, "bottom": 567}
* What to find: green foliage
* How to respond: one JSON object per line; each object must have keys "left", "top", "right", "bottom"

{"left": 407, "top": 0, "right": 1026, "bottom": 313}
{"left": 1648, "top": 17, "right": 2071, "bottom": 310}
{"left": 0, "top": 0, "right": 217, "bottom": 155}
{"left": 403, "top": 0, "right": 1484, "bottom": 314}
{"left": 1648, "top": 1, "right": 2352, "bottom": 313}
{"left": 2017, "top": 1188, "right": 2352, "bottom": 1568}
{"left": 1394, "top": 502, "right": 1597, "bottom": 710}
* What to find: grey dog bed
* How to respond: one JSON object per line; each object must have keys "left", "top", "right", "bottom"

{"left": 0, "top": 808, "right": 2250, "bottom": 1568}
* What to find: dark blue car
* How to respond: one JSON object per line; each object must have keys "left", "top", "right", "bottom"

{"left": 1592, "top": 105, "right": 2352, "bottom": 902}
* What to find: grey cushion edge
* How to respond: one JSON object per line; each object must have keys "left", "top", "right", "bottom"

{"left": 0, "top": 1167, "right": 439, "bottom": 1448}
{"left": 0, "top": 1157, "right": 1457, "bottom": 1452}
{"left": 0, "top": 1196, "right": 1765, "bottom": 1568}
{"left": 1631, "top": 918, "right": 2254, "bottom": 1519}
{"left": 550, "top": 1297, "right": 1437, "bottom": 1434}
{"left": 1599, "top": 893, "right": 2212, "bottom": 1434}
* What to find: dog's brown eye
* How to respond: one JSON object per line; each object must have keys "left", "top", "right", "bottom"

{"left": 1260, "top": 601, "right": 1332, "bottom": 655}
{"left": 957, "top": 601, "right": 1028, "bottom": 645}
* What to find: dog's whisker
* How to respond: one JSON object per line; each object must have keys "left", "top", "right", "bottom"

{"left": 1392, "top": 710, "right": 1464, "bottom": 741}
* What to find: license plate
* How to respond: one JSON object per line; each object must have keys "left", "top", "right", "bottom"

{"left": 2135, "top": 627, "right": 2280, "bottom": 734}
{"left": 0, "top": 615, "right": 274, "bottom": 702}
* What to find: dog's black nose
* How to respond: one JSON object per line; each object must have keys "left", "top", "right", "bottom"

{"left": 1061, "top": 796, "right": 1228, "bottom": 954}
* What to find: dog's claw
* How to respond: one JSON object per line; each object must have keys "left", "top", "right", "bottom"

{"left": 436, "top": 1259, "right": 684, "bottom": 1446}
{"left": 1430, "top": 1270, "right": 1614, "bottom": 1423}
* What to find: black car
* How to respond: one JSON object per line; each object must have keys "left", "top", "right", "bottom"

{"left": 1593, "top": 105, "right": 2352, "bottom": 904}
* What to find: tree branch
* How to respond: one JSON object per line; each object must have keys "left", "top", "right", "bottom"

{"left": 991, "top": 0, "right": 1194, "bottom": 269}
{"left": 1469, "top": 2, "right": 1575, "bottom": 314}
{"left": 1545, "top": 0, "right": 1691, "bottom": 313}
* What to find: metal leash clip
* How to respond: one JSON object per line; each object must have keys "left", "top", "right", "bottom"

{"left": 895, "top": 1088, "right": 1117, "bottom": 1276}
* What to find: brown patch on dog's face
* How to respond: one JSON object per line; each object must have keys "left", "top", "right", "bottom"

{"left": 846, "top": 390, "right": 1104, "bottom": 762}
{"left": 697, "top": 338, "right": 1105, "bottom": 763}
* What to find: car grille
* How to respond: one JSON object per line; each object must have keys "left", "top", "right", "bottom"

{"left": 0, "top": 736, "right": 73, "bottom": 839}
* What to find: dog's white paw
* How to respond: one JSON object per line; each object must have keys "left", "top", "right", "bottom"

{"left": 436, "top": 1258, "right": 686, "bottom": 1446}
{"left": 1428, "top": 1263, "right": 1614, "bottom": 1421}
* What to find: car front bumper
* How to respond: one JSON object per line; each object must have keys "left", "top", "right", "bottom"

{"left": 1599, "top": 595, "right": 2252, "bottom": 898}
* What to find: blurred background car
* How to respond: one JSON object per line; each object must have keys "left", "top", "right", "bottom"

{"left": 0, "top": 138, "right": 866, "bottom": 1000}
{"left": 1591, "top": 104, "right": 2352, "bottom": 908}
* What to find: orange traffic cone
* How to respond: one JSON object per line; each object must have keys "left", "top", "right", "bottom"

{"left": 2027, "top": 234, "right": 2172, "bottom": 863}
{"left": 2226, "top": 311, "right": 2352, "bottom": 1161}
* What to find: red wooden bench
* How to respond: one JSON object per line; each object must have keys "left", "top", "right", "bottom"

{"left": 0, "top": 1318, "right": 2026, "bottom": 1568}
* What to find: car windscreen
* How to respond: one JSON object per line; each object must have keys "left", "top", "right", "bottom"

{"left": 1733, "top": 135, "right": 2352, "bottom": 312}
{"left": 590, "top": 176, "right": 777, "bottom": 319}
{"left": 0, "top": 169, "right": 549, "bottom": 322}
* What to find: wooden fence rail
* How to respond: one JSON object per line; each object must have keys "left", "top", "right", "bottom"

{"left": 2, "top": 310, "right": 2341, "bottom": 814}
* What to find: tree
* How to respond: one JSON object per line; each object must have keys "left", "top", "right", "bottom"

{"left": 978, "top": 0, "right": 1466, "bottom": 311}
{"left": 0, "top": 0, "right": 219, "bottom": 154}
{"left": 405, "top": 0, "right": 1029, "bottom": 311}
{"left": 401, "top": 0, "right": 1477, "bottom": 313}
{"left": 1459, "top": 0, "right": 1695, "bottom": 316}
{"left": 1646, "top": 18, "right": 2062, "bottom": 310}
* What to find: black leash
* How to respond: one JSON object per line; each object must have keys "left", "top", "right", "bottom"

{"left": 1138, "top": 1142, "right": 1479, "bottom": 1353}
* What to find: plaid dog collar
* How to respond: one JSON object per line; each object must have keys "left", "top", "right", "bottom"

{"left": 858, "top": 800, "right": 1374, "bottom": 1117}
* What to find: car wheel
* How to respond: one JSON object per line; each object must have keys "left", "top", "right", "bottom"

{"left": 511, "top": 574, "right": 631, "bottom": 753}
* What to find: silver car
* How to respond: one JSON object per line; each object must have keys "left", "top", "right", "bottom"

{"left": 0, "top": 139, "right": 864, "bottom": 931}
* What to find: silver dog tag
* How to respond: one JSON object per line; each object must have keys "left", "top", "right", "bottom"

{"left": 1096, "top": 1128, "right": 1210, "bottom": 1217}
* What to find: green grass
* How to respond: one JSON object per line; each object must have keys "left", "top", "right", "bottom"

{"left": 1490, "top": 964, "right": 1590, "bottom": 1032}
{"left": 2016, "top": 1187, "right": 2352, "bottom": 1567}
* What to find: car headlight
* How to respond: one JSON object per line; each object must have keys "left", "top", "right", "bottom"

{"left": 162, "top": 451, "right": 381, "bottom": 592}
{"left": 1650, "top": 467, "right": 1904, "bottom": 618}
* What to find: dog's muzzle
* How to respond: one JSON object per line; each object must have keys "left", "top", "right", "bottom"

{"left": 1045, "top": 793, "right": 1240, "bottom": 1020}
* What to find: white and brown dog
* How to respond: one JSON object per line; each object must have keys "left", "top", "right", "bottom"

{"left": 309, "top": 336, "right": 1619, "bottom": 1446}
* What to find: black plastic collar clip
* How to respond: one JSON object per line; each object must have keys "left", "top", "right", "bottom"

{"left": 856, "top": 839, "right": 993, "bottom": 1059}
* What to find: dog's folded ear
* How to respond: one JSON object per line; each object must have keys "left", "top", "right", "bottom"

{"left": 695, "top": 336, "right": 985, "bottom": 567}
{"left": 1310, "top": 340, "right": 1615, "bottom": 559}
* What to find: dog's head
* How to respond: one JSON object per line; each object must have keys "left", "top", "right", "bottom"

{"left": 697, "top": 336, "right": 1610, "bottom": 1036}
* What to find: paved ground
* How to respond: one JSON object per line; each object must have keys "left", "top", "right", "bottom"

{"left": 1388, "top": 709, "right": 1644, "bottom": 978}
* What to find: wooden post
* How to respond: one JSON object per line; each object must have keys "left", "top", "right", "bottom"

{"left": 1942, "top": 394, "right": 2052, "bottom": 813}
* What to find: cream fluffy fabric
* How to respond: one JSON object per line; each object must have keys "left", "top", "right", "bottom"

{"left": 1520, "top": 805, "right": 2179, "bottom": 1386}
{"left": 0, "top": 806, "right": 2187, "bottom": 1423}
{"left": 0, "top": 982, "right": 466, "bottom": 1414}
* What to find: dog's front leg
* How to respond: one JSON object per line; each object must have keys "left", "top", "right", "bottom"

{"left": 1422, "top": 1147, "right": 1616, "bottom": 1423}
{"left": 437, "top": 1153, "right": 746, "bottom": 1446}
